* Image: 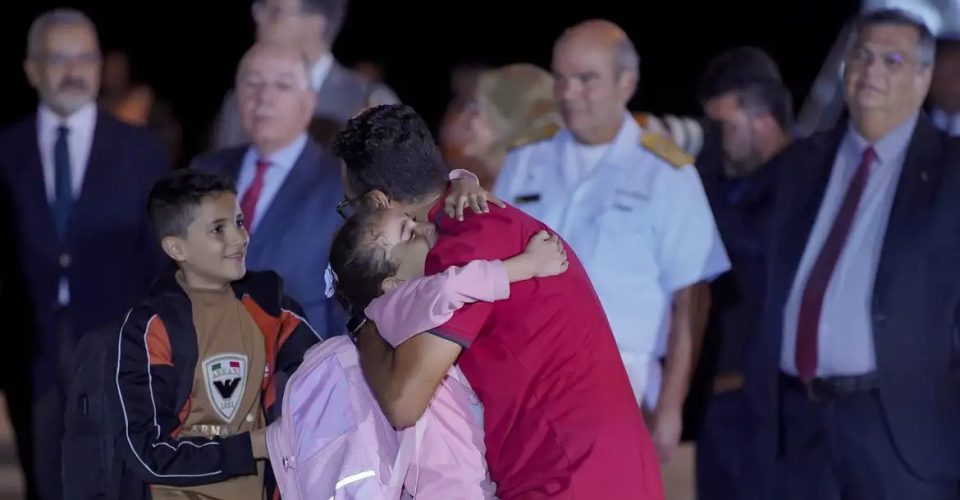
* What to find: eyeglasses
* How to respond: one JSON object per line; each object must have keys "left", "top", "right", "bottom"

{"left": 40, "top": 52, "right": 101, "bottom": 67}
{"left": 336, "top": 195, "right": 358, "bottom": 219}
{"left": 844, "top": 46, "right": 920, "bottom": 73}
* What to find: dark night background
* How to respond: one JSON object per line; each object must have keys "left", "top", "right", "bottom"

{"left": 0, "top": 0, "right": 860, "bottom": 165}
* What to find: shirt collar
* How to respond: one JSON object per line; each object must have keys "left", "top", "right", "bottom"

{"left": 310, "top": 53, "right": 335, "bottom": 92}
{"left": 38, "top": 101, "right": 97, "bottom": 134}
{"left": 846, "top": 111, "right": 919, "bottom": 165}
{"left": 250, "top": 133, "right": 308, "bottom": 172}
{"left": 563, "top": 112, "right": 640, "bottom": 148}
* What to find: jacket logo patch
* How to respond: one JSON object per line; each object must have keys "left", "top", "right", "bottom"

{"left": 202, "top": 353, "right": 248, "bottom": 423}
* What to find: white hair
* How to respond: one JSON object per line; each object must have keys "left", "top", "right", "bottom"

{"left": 27, "top": 8, "right": 98, "bottom": 57}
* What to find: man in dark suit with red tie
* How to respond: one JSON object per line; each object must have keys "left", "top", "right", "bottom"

{"left": 193, "top": 42, "right": 344, "bottom": 338}
{"left": 0, "top": 9, "right": 169, "bottom": 499}
{"left": 745, "top": 9, "right": 960, "bottom": 499}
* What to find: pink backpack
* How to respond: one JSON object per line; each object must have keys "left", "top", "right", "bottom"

{"left": 266, "top": 336, "right": 424, "bottom": 499}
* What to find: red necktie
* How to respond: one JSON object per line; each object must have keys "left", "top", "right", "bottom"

{"left": 240, "top": 159, "right": 272, "bottom": 230}
{"left": 795, "top": 146, "right": 876, "bottom": 381}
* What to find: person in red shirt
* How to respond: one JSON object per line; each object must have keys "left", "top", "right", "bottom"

{"left": 332, "top": 103, "right": 664, "bottom": 499}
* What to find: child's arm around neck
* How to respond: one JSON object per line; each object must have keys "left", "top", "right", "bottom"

{"left": 365, "top": 230, "right": 568, "bottom": 346}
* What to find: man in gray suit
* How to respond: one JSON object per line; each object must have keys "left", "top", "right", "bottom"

{"left": 194, "top": 42, "right": 345, "bottom": 337}
{"left": 213, "top": 0, "right": 399, "bottom": 150}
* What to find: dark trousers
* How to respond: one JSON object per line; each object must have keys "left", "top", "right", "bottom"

{"left": 696, "top": 389, "right": 750, "bottom": 500}
{"left": 776, "top": 378, "right": 959, "bottom": 500}
{"left": 31, "top": 381, "right": 64, "bottom": 500}
{"left": 20, "top": 309, "right": 72, "bottom": 500}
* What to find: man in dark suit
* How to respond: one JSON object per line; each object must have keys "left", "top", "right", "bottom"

{"left": 693, "top": 47, "right": 792, "bottom": 500}
{"left": 193, "top": 42, "right": 344, "bottom": 338}
{"left": 0, "top": 9, "right": 169, "bottom": 499}
{"left": 745, "top": 8, "right": 960, "bottom": 499}
{"left": 213, "top": 0, "right": 399, "bottom": 150}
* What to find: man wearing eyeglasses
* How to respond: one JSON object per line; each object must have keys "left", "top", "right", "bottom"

{"left": 744, "top": 8, "right": 960, "bottom": 499}
{"left": 193, "top": 42, "right": 345, "bottom": 340}
{"left": 0, "top": 9, "right": 170, "bottom": 499}
{"left": 213, "top": 0, "right": 399, "bottom": 151}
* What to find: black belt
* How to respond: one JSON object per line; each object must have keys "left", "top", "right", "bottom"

{"left": 781, "top": 372, "right": 879, "bottom": 402}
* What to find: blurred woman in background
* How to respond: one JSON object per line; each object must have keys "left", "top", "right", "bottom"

{"left": 441, "top": 63, "right": 562, "bottom": 189}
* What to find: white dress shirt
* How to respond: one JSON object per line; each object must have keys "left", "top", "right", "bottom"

{"left": 781, "top": 113, "right": 917, "bottom": 377}
{"left": 37, "top": 102, "right": 98, "bottom": 306}
{"left": 237, "top": 134, "right": 307, "bottom": 232}
{"left": 38, "top": 102, "right": 97, "bottom": 203}
{"left": 494, "top": 115, "right": 731, "bottom": 407}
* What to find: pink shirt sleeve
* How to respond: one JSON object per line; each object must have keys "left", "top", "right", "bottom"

{"left": 364, "top": 260, "right": 510, "bottom": 347}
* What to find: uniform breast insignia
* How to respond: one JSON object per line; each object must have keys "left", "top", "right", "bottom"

{"left": 640, "top": 133, "right": 693, "bottom": 169}
{"left": 514, "top": 193, "right": 541, "bottom": 204}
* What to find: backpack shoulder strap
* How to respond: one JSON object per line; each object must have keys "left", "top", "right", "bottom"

{"left": 390, "top": 416, "right": 427, "bottom": 493}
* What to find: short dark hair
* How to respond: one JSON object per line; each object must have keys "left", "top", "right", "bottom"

{"left": 851, "top": 8, "right": 936, "bottom": 66}
{"left": 335, "top": 104, "right": 449, "bottom": 204}
{"left": 698, "top": 46, "right": 783, "bottom": 103}
{"left": 302, "top": 0, "right": 349, "bottom": 42}
{"left": 699, "top": 46, "right": 794, "bottom": 130}
{"left": 327, "top": 209, "right": 399, "bottom": 314}
{"left": 147, "top": 170, "right": 236, "bottom": 239}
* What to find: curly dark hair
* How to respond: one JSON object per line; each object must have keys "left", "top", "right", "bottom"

{"left": 147, "top": 170, "right": 236, "bottom": 239}
{"left": 334, "top": 104, "right": 449, "bottom": 204}
{"left": 327, "top": 209, "right": 399, "bottom": 315}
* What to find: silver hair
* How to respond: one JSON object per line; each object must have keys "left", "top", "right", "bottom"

{"left": 850, "top": 8, "right": 936, "bottom": 67}
{"left": 26, "top": 8, "right": 98, "bottom": 58}
{"left": 236, "top": 44, "right": 314, "bottom": 89}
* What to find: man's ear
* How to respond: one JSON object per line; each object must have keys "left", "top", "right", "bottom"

{"left": 161, "top": 235, "right": 188, "bottom": 263}
{"left": 381, "top": 276, "right": 404, "bottom": 294}
{"left": 24, "top": 58, "right": 41, "bottom": 91}
{"left": 616, "top": 70, "right": 638, "bottom": 105}
{"left": 365, "top": 190, "right": 391, "bottom": 210}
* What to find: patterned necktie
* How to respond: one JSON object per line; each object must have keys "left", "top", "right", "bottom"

{"left": 795, "top": 146, "right": 876, "bottom": 381}
{"left": 53, "top": 124, "right": 73, "bottom": 241}
{"left": 240, "top": 159, "right": 272, "bottom": 231}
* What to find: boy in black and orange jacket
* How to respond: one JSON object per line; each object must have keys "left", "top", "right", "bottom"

{"left": 115, "top": 170, "right": 319, "bottom": 499}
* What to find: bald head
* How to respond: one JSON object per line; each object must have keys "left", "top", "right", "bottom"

{"left": 552, "top": 19, "right": 639, "bottom": 144}
{"left": 557, "top": 20, "right": 639, "bottom": 78}
{"left": 235, "top": 42, "right": 316, "bottom": 156}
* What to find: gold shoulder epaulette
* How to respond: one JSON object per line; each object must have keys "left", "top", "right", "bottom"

{"left": 641, "top": 133, "right": 692, "bottom": 168}
{"left": 507, "top": 124, "right": 561, "bottom": 150}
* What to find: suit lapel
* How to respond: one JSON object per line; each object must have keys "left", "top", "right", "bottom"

{"left": 69, "top": 114, "right": 124, "bottom": 248}
{"left": 246, "top": 142, "right": 324, "bottom": 264}
{"left": 776, "top": 125, "right": 845, "bottom": 290}
{"left": 18, "top": 115, "right": 59, "bottom": 256}
{"left": 875, "top": 114, "right": 943, "bottom": 292}
{"left": 219, "top": 148, "right": 247, "bottom": 180}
